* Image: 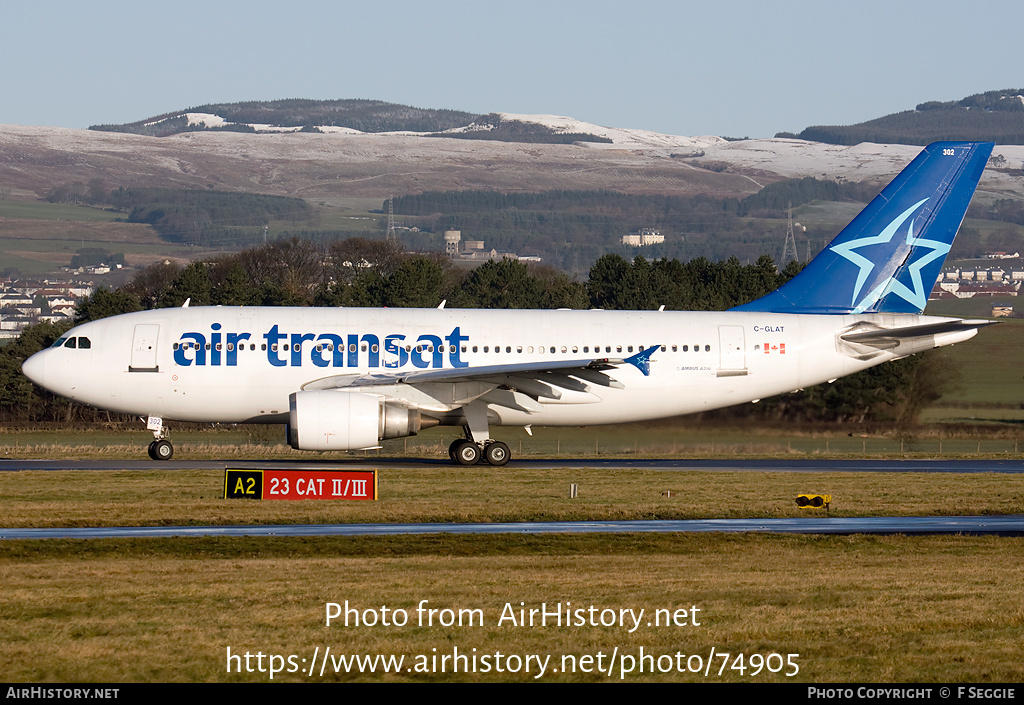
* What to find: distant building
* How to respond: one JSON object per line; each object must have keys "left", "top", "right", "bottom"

{"left": 443, "top": 233, "right": 539, "bottom": 263}
{"left": 443, "top": 230, "right": 462, "bottom": 256}
{"left": 622, "top": 228, "right": 664, "bottom": 247}
{"left": 930, "top": 281, "right": 1020, "bottom": 299}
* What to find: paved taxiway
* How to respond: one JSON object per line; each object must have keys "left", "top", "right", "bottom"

{"left": 4, "top": 515, "right": 1024, "bottom": 540}
{"left": 3, "top": 457, "right": 1023, "bottom": 473}
{"left": 3, "top": 457, "right": 1022, "bottom": 539}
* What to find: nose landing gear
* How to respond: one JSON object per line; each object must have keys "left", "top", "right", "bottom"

{"left": 148, "top": 438, "right": 174, "bottom": 461}
{"left": 145, "top": 416, "right": 173, "bottom": 461}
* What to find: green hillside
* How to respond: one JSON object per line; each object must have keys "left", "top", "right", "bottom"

{"left": 780, "top": 89, "right": 1024, "bottom": 145}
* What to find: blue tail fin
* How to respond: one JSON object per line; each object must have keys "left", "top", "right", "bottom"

{"left": 732, "top": 142, "right": 993, "bottom": 314}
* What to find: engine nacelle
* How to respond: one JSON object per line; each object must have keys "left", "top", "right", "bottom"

{"left": 287, "top": 390, "right": 427, "bottom": 451}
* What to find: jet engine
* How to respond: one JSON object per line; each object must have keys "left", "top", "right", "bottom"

{"left": 287, "top": 390, "right": 434, "bottom": 451}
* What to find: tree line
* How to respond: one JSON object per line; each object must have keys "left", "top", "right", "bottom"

{"left": 0, "top": 238, "right": 954, "bottom": 427}
{"left": 90, "top": 99, "right": 480, "bottom": 137}
{"left": 45, "top": 183, "right": 314, "bottom": 247}
{"left": 780, "top": 89, "right": 1024, "bottom": 146}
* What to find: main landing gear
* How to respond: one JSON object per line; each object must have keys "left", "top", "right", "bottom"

{"left": 447, "top": 402, "right": 510, "bottom": 466}
{"left": 448, "top": 439, "right": 510, "bottom": 466}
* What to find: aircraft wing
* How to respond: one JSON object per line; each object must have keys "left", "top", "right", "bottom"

{"left": 300, "top": 345, "right": 661, "bottom": 408}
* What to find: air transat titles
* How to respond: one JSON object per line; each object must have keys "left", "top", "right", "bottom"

{"left": 173, "top": 324, "right": 470, "bottom": 370}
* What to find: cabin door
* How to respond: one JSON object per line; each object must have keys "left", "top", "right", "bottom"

{"left": 129, "top": 324, "right": 160, "bottom": 372}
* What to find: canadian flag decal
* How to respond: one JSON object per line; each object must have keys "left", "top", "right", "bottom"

{"left": 764, "top": 343, "right": 786, "bottom": 354}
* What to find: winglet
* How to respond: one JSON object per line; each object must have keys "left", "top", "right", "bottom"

{"left": 625, "top": 345, "right": 661, "bottom": 376}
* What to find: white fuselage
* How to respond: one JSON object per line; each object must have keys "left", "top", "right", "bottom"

{"left": 22, "top": 306, "right": 975, "bottom": 427}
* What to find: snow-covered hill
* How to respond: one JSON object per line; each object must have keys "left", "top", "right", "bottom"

{"left": 2, "top": 118, "right": 1021, "bottom": 201}
{"left": 442, "top": 112, "right": 725, "bottom": 151}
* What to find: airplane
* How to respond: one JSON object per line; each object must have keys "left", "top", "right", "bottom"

{"left": 22, "top": 141, "right": 995, "bottom": 465}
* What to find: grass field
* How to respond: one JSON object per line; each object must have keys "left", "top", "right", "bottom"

{"left": 3, "top": 533, "right": 1023, "bottom": 682}
{"left": 4, "top": 466, "right": 1024, "bottom": 528}
{"left": 2, "top": 462, "right": 1024, "bottom": 682}
{"left": 924, "top": 318, "right": 1024, "bottom": 410}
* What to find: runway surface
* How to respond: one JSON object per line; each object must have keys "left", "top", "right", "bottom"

{"left": 4, "top": 456, "right": 1023, "bottom": 539}
{"left": 3, "top": 457, "right": 1024, "bottom": 473}
{"left": 4, "top": 515, "right": 1024, "bottom": 540}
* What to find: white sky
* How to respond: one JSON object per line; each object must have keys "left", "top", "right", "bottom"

{"left": 4, "top": 0, "right": 1022, "bottom": 138}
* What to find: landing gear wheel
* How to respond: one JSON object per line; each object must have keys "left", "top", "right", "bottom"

{"left": 149, "top": 439, "right": 173, "bottom": 461}
{"left": 452, "top": 439, "right": 481, "bottom": 466}
{"left": 484, "top": 441, "right": 510, "bottom": 466}
{"left": 448, "top": 439, "right": 464, "bottom": 462}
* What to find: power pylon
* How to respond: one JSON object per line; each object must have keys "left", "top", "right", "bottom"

{"left": 386, "top": 196, "right": 397, "bottom": 241}
{"left": 781, "top": 202, "right": 799, "bottom": 265}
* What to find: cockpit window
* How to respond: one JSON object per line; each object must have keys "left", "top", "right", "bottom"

{"left": 56, "top": 337, "right": 91, "bottom": 350}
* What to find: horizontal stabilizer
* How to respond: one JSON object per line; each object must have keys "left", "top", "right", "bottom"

{"left": 840, "top": 319, "right": 996, "bottom": 347}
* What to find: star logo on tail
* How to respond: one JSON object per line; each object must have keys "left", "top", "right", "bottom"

{"left": 829, "top": 198, "right": 937, "bottom": 312}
